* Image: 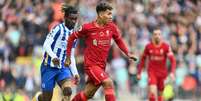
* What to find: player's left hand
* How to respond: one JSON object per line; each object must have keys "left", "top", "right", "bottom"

{"left": 64, "top": 57, "right": 71, "bottom": 67}
{"left": 136, "top": 74, "right": 141, "bottom": 80}
{"left": 170, "top": 72, "right": 175, "bottom": 81}
{"left": 128, "top": 53, "right": 138, "bottom": 61}
{"left": 74, "top": 74, "right": 80, "bottom": 85}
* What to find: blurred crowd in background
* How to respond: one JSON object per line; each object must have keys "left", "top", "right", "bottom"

{"left": 0, "top": 0, "right": 201, "bottom": 100}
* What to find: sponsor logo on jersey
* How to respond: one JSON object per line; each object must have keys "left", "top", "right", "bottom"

{"left": 93, "top": 39, "right": 97, "bottom": 46}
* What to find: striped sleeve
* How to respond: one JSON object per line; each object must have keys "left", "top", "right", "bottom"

{"left": 43, "top": 25, "right": 60, "bottom": 59}
{"left": 70, "top": 48, "right": 78, "bottom": 75}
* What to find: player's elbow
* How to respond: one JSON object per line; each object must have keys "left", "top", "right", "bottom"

{"left": 43, "top": 42, "right": 47, "bottom": 51}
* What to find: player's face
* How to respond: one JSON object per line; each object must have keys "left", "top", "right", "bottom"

{"left": 100, "top": 9, "right": 113, "bottom": 24}
{"left": 152, "top": 29, "right": 162, "bottom": 44}
{"left": 64, "top": 13, "right": 78, "bottom": 29}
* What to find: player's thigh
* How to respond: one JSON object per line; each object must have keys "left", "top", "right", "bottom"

{"left": 148, "top": 71, "right": 157, "bottom": 86}
{"left": 56, "top": 67, "right": 72, "bottom": 83}
{"left": 40, "top": 64, "right": 57, "bottom": 91}
{"left": 148, "top": 72, "right": 157, "bottom": 94}
{"left": 157, "top": 76, "right": 166, "bottom": 94}
{"left": 57, "top": 69, "right": 73, "bottom": 96}
{"left": 85, "top": 66, "right": 108, "bottom": 86}
{"left": 83, "top": 80, "right": 101, "bottom": 99}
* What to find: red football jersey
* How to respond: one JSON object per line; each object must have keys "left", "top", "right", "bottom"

{"left": 138, "top": 42, "right": 176, "bottom": 77}
{"left": 67, "top": 21, "right": 129, "bottom": 69}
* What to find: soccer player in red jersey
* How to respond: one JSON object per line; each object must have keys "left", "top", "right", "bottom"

{"left": 64, "top": 2, "right": 137, "bottom": 101}
{"left": 137, "top": 28, "right": 176, "bottom": 101}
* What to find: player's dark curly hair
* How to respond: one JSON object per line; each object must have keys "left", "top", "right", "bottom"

{"left": 61, "top": 4, "right": 78, "bottom": 17}
{"left": 96, "top": 2, "right": 113, "bottom": 14}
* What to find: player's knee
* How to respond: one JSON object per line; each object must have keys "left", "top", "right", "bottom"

{"left": 63, "top": 87, "right": 72, "bottom": 96}
{"left": 102, "top": 78, "right": 114, "bottom": 88}
{"left": 42, "top": 92, "right": 53, "bottom": 101}
{"left": 158, "top": 86, "right": 164, "bottom": 92}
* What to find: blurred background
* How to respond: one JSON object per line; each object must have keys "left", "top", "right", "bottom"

{"left": 0, "top": 0, "right": 201, "bottom": 101}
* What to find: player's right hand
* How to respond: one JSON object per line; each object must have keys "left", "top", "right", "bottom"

{"left": 137, "top": 74, "right": 141, "bottom": 80}
{"left": 64, "top": 57, "right": 71, "bottom": 67}
{"left": 52, "top": 58, "right": 60, "bottom": 66}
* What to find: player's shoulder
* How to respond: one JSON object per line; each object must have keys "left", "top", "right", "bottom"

{"left": 107, "top": 22, "right": 117, "bottom": 28}
{"left": 146, "top": 42, "right": 153, "bottom": 47}
{"left": 48, "top": 23, "right": 63, "bottom": 36}
{"left": 161, "top": 41, "right": 170, "bottom": 47}
{"left": 51, "top": 23, "right": 62, "bottom": 31}
{"left": 81, "top": 22, "right": 94, "bottom": 29}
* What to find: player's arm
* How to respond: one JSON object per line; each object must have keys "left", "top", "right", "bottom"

{"left": 65, "top": 25, "right": 86, "bottom": 66}
{"left": 167, "top": 45, "right": 176, "bottom": 77}
{"left": 69, "top": 43, "right": 78, "bottom": 76}
{"left": 43, "top": 26, "right": 60, "bottom": 65}
{"left": 69, "top": 41, "right": 80, "bottom": 84}
{"left": 112, "top": 25, "right": 137, "bottom": 61}
{"left": 137, "top": 45, "right": 148, "bottom": 79}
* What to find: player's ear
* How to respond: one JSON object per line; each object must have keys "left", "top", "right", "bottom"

{"left": 97, "top": 12, "right": 103, "bottom": 18}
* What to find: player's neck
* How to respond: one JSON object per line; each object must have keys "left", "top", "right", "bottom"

{"left": 64, "top": 22, "right": 74, "bottom": 30}
{"left": 152, "top": 41, "right": 162, "bottom": 47}
{"left": 96, "top": 18, "right": 106, "bottom": 27}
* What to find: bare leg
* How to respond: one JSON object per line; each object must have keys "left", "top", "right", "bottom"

{"left": 36, "top": 91, "right": 53, "bottom": 101}
{"left": 72, "top": 81, "right": 100, "bottom": 101}
{"left": 149, "top": 85, "right": 158, "bottom": 101}
{"left": 102, "top": 78, "right": 116, "bottom": 101}
{"left": 83, "top": 81, "right": 101, "bottom": 99}
{"left": 58, "top": 79, "right": 72, "bottom": 101}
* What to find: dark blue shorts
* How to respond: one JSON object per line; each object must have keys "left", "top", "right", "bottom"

{"left": 40, "top": 63, "right": 72, "bottom": 91}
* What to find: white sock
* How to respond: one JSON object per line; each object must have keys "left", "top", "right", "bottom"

{"left": 35, "top": 92, "right": 41, "bottom": 101}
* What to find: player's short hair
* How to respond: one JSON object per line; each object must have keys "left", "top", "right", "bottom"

{"left": 96, "top": 2, "right": 113, "bottom": 14}
{"left": 153, "top": 27, "right": 161, "bottom": 31}
{"left": 61, "top": 4, "right": 78, "bottom": 17}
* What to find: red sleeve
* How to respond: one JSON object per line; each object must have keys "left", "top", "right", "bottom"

{"left": 137, "top": 45, "right": 149, "bottom": 75}
{"left": 167, "top": 45, "right": 176, "bottom": 73}
{"left": 112, "top": 24, "right": 129, "bottom": 56}
{"left": 66, "top": 25, "right": 86, "bottom": 57}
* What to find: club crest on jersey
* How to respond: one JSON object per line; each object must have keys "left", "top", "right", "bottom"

{"left": 99, "top": 32, "right": 104, "bottom": 36}
{"left": 160, "top": 49, "right": 164, "bottom": 54}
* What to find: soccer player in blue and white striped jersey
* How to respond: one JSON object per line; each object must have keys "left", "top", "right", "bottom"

{"left": 32, "top": 4, "right": 79, "bottom": 101}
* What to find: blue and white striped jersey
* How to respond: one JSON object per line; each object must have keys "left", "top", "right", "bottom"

{"left": 42, "top": 23, "right": 78, "bottom": 75}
